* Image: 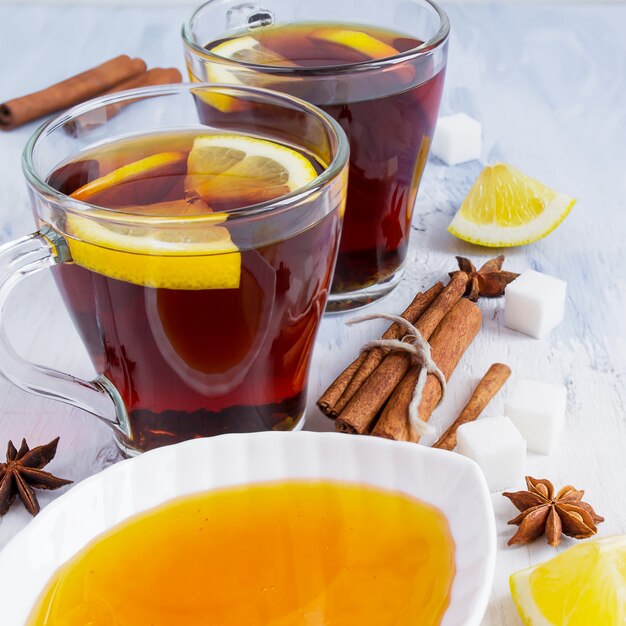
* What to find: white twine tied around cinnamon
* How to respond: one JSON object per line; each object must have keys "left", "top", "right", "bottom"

{"left": 347, "top": 314, "right": 447, "bottom": 437}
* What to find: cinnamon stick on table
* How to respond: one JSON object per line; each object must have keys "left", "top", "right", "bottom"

{"left": 433, "top": 363, "right": 511, "bottom": 451}
{"left": 317, "top": 282, "right": 444, "bottom": 417}
{"left": 335, "top": 271, "right": 468, "bottom": 435}
{"left": 0, "top": 55, "right": 146, "bottom": 131}
{"left": 64, "top": 67, "right": 184, "bottom": 135}
{"left": 317, "top": 352, "right": 368, "bottom": 416}
{"left": 372, "top": 298, "right": 482, "bottom": 442}
{"left": 103, "top": 67, "right": 183, "bottom": 95}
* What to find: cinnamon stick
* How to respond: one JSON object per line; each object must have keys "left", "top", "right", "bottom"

{"left": 317, "top": 353, "right": 368, "bottom": 416}
{"left": 64, "top": 68, "right": 184, "bottom": 136}
{"left": 0, "top": 55, "right": 146, "bottom": 131}
{"left": 103, "top": 67, "right": 183, "bottom": 95}
{"left": 372, "top": 298, "right": 482, "bottom": 442}
{"left": 433, "top": 363, "right": 511, "bottom": 451}
{"left": 317, "top": 282, "right": 444, "bottom": 417}
{"left": 335, "top": 272, "right": 468, "bottom": 435}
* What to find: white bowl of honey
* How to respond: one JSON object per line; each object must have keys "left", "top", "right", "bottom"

{"left": 0, "top": 432, "right": 495, "bottom": 625}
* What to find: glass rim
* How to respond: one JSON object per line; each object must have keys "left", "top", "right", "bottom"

{"left": 22, "top": 82, "right": 350, "bottom": 225}
{"left": 182, "top": 0, "right": 450, "bottom": 77}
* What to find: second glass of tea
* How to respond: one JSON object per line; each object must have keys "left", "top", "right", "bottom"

{"left": 0, "top": 84, "right": 348, "bottom": 455}
{"left": 183, "top": 0, "right": 449, "bottom": 310}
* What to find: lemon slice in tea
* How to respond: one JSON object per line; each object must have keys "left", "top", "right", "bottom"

{"left": 448, "top": 163, "right": 575, "bottom": 247}
{"left": 66, "top": 135, "right": 317, "bottom": 290}
{"left": 67, "top": 209, "right": 241, "bottom": 290}
{"left": 309, "top": 28, "right": 400, "bottom": 60}
{"left": 309, "top": 28, "right": 399, "bottom": 59}
{"left": 185, "top": 133, "right": 318, "bottom": 206}
{"left": 205, "top": 36, "right": 290, "bottom": 91}
{"left": 510, "top": 536, "right": 626, "bottom": 625}
{"left": 197, "top": 36, "right": 293, "bottom": 111}
{"left": 209, "top": 35, "right": 292, "bottom": 78}
{"left": 70, "top": 152, "right": 187, "bottom": 202}
{"left": 68, "top": 152, "right": 238, "bottom": 290}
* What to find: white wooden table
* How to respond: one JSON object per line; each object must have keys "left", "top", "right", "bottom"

{"left": 1, "top": 3, "right": 625, "bottom": 624}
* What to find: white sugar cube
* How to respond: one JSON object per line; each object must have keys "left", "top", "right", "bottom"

{"left": 457, "top": 416, "right": 526, "bottom": 492}
{"left": 431, "top": 113, "right": 482, "bottom": 165}
{"left": 505, "top": 270, "right": 566, "bottom": 338}
{"left": 505, "top": 379, "right": 566, "bottom": 455}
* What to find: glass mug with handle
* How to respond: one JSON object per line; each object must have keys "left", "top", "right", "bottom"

{"left": 183, "top": 0, "right": 449, "bottom": 310}
{"left": 0, "top": 84, "right": 349, "bottom": 456}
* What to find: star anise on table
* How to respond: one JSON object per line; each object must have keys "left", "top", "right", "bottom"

{"left": 503, "top": 476, "right": 605, "bottom": 547}
{"left": 0, "top": 437, "right": 72, "bottom": 517}
{"left": 449, "top": 255, "right": 519, "bottom": 302}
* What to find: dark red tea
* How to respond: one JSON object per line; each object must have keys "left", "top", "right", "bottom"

{"left": 203, "top": 23, "right": 445, "bottom": 298}
{"left": 48, "top": 131, "right": 339, "bottom": 452}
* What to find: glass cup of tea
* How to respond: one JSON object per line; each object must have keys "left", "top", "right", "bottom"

{"left": 183, "top": 0, "right": 449, "bottom": 311}
{"left": 0, "top": 84, "right": 349, "bottom": 456}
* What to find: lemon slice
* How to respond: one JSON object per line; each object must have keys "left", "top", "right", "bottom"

{"left": 510, "top": 536, "right": 626, "bottom": 625}
{"left": 208, "top": 35, "right": 291, "bottom": 84}
{"left": 68, "top": 151, "right": 241, "bottom": 290}
{"left": 71, "top": 152, "right": 187, "bottom": 202}
{"left": 67, "top": 214, "right": 240, "bottom": 290}
{"left": 198, "top": 36, "right": 293, "bottom": 112}
{"left": 309, "top": 28, "right": 400, "bottom": 60}
{"left": 65, "top": 134, "right": 317, "bottom": 290}
{"left": 448, "top": 164, "right": 575, "bottom": 247}
{"left": 185, "top": 134, "right": 317, "bottom": 205}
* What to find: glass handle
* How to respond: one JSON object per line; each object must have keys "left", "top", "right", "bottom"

{"left": 0, "top": 227, "right": 128, "bottom": 435}
{"left": 225, "top": 4, "right": 274, "bottom": 30}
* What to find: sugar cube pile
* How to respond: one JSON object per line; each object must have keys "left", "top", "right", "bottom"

{"left": 431, "top": 113, "right": 482, "bottom": 165}
{"left": 456, "top": 416, "right": 526, "bottom": 492}
{"left": 505, "top": 269, "right": 566, "bottom": 338}
{"left": 505, "top": 379, "right": 567, "bottom": 454}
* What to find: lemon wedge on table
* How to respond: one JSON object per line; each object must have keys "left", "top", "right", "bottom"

{"left": 448, "top": 163, "right": 575, "bottom": 247}
{"left": 67, "top": 134, "right": 317, "bottom": 290}
{"left": 510, "top": 535, "right": 626, "bottom": 625}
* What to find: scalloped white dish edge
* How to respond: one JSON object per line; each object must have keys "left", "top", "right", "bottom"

{"left": 0, "top": 431, "right": 495, "bottom": 625}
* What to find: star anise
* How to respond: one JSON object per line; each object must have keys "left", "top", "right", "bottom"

{"left": 503, "top": 476, "right": 604, "bottom": 547}
{"left": 0, "top": 437, "right": 72, "bottom": 517}
{"left": 449, "top": 255, "right": 519, "bottom": 302}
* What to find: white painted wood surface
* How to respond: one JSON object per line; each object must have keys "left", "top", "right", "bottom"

{"left": 0, "top": 3, "right": 625, "bottom": 624}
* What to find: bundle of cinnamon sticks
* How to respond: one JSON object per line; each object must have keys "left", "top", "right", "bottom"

{"left": 0, "top": 55, "right": 182, "bottom": 131}
{"left": 318, "top": 272, "right": 484, "bottom": 443}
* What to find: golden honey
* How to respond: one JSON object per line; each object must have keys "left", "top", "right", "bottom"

{"left": 28, "top": 481, "right": 455, "bottom": 625}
